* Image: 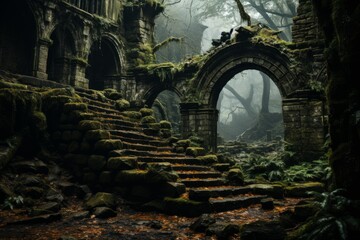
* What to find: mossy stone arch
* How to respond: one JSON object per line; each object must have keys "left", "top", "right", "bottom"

{"left": 195, "top": 42, "right": 298, "bottom": 107}
{"left": 182, "top": 42, "right": 303, "bottom": 151}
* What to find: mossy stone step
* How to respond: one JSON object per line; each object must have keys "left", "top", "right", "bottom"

{"left": 188, "top": 186, "right": 251, "bottom": 201}
{"left": 171, "top": 164, "right": 214, "bottom": 171}
{"left": 98, "top": 118, "right": 139, "bottom": 128}
{"left": 106, "top": 123, "right": 140, "bottom": 132}
{"left": 88, "top": 104, "right": 119, "bottom": 115}
{"left": 180, "top": 178, "right": 226, "bottom": 188}
{"left": 122, "top": 141, "right": 158, "bottom": 151}
{"left": 110, "top": 149, "right": 181, "bottom": 158}
{"left": 109, "top": 130, "right": 157, "bottom": 141}
{"left": 110, "top": 135, "right": 165, "bottom": 147}
{"left": 177, "top": 171, "right": 222, "bottom": 179}
{"left": 137, "top": 157, "right": 203, "bottom": 165}
{"left": 81, "top": 96, "right": 114, "bottom": 109}
{"left": 210, "top": 195, "right": 267, "bottom": 212}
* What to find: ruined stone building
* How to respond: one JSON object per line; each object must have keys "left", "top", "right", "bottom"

{"left": 0, "top": 0, "right": 327, "bottom": 158}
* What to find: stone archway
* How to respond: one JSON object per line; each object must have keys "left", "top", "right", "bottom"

{"left": 0, "top": 0, "right": 37, "bottom": 75}
{"left": 86, "top": 36, "right": 122, "bottom": 90}
{"left": 182, "top": 42, "right": 325, "bottom": 157}
{"left": 47, "top": 26, "right": 77, "bottom": 84}
{"left": 195, "top": 42, "right": 298, "bottom": 107}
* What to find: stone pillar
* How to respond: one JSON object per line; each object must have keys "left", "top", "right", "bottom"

{"left": 180, "top": 103, "right": 218, "bottom": 152}
{"left": 282, "top": 92, "right": 327, "bottom": 160}
{"left": 33, "top": 38, "right": 52, "bottom": 79}
{"left": 71, "top": 59, "right": 89, "bottom": 88}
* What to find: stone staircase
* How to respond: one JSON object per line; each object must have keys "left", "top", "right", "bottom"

{"left": 73, "top": 88, "right": 271, "bottom": 214}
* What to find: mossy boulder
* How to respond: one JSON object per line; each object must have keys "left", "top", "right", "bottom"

{"left": 160, "top": 129, "right": 172, "bottom": 138}
{"left": 84, "top": 130, "right": 110, "bottom": 142}
{"left": 123, "top": 111, "right": 142, "bottom": 120}
{"left": 64, "top": 102, "right": 87, "bottom": 112}
{"left": 248, "top": 184, "right": 284, "bottom": 199}
{"left": 85, "top": 192, "right": 116, "bottom": 209}
{"left": 107, "top": 157, "right": 138, "bottom": 170}
{"left": 103, "top": 88, "right": 122, "bottom": 100}
{"left": 95, "top": 139, "right": 123, "bottom": 153}
{"left": 145, "top": 168, "right": 179, "bottom": 184}
{"left": 175, "top": 139, "right": 191, "bottom": 148}
{"left": 159, "top": 120, "right": 172, "bottom": 129}
{"left": 139, "top": 108, "right": 154, "bottom": 117}
{"left": 186, "top": 147, "right": 206, "bottom": 157}
{"left": 197, "top": 154, "right": 218, "bottom": 164}
{"left": 79, "top": 120, "right": 102, "bottom": 131}
{"left": 285, "top": 182, "right": 324, "bottom": 198}
{"left": 88, "top": 155, "right": 107, "bottom": 171}
{"left": 115, "top": 170, "right": 148, "bottom": 185}
{"left": 115, "top": 99, "right": 130, "bottom": 111}
{"left": 141, "top": 115, "right": 156, "bottom": 125}
{"left": 226, "top": 168, "right": 245, "bottom": 185}
{"left": 93, "top": 206, "right": 117, "bottom": 218}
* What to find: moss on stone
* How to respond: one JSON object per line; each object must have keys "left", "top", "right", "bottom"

{"left": 107, "top": 157, "right": 138, "bottom": 170}
{"left": 285, "top": 182, "right": 324, "bottom": 198}
{"left": 0, "top": 79, "right": 28, "bottom": 90}
{"left": 141, "top": 115, "right": 156, "bottom": 124}
{"left": 163, "top": 197, "right": 210, "bottom": 217}
{"left": 31, "top": 111, "right": 47, "bottom": 131}
{"left": 79, "top": 120, "right": 102, "bottom": 131}
{"left": 226, "top": 168, "right": 245, "bottom": 185}
{"left": 64, "top": 102, "right": 87, "bottom": 112}
{"left": 85, "top": 192, "right": 116, "bottom": 209}
{"left": 159, "top": 120, "right": 172, "bottom": 129}
{"left": 139, "top": 108, "right": 154, "bottom": 117}
{"left": 175, "top": 139, "right": 191, "bottom": 148}
{"left": 94, "top": 139, "right": 123, "bottom": 153}
{"left": 115, "top": 169, "right": 148, "bottom": 185}
{"left": 186, "top": 147, "right": 206, "bottom": 157}
{"left": 122, "top": 111, "right": 142, "bottom": 120}
{"left": 115, "top": 99, "right": 130, "bottom": 111}
{"left": 197, "top": 154, "right": 218, "bottom": 164}
{"left": 84, "top": 130, "right": 110, "bottom": 142}
{"left": 104, "top": 89, "right": 122, "bottom": 100}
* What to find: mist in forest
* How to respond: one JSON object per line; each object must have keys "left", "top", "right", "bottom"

{"left": 153, "top": 0, "right": 298, "bottom": 140}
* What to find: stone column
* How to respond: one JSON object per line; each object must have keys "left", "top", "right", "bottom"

{"left": 180, "top": 103, "right": 219, "bottom": 151}
{"left": 282, "top": 91, "right": 327, "bottom": 160}
{"left": 71, "top": 59, "right": 89, "bottom": 88}
{"left": 33, "top": 38, "right": 52, "bottom": 79}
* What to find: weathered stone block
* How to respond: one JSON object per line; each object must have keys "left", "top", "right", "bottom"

{"left": 79, "top": 120, "right": 102, "bottom": 131}
{"left": 84, "top": 130, "right": 110, "bottom": 142}
{"left": 107, "top": 157, "right": 137, "bottom": 170}
{"left": 88, "top": 155, "right": 106, "bottom": 171}
{"left": 95, "top": 139, "right": 123, "bottom": 153}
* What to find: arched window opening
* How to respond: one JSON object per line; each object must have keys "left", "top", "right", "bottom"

{"left": 86, "top": 38, "right": 120, "bottom": 90}
{"left": 0, "top": 0, "right": 36, "bottom": 75}
{"left": 217, "top": 70, "right": 283, "bottom": 143}
{"left": 47, "top": 28, "right": 76, "bottom": 84}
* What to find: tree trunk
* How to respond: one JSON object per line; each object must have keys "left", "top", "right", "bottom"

{"left": 260, "top": 72, "right": 270, "bottom": 114}
{"left": 224, "top": 84, "right": 257, "bottom": 118}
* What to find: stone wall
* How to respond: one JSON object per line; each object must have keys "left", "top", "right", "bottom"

{"left": 283, "top": 93, "right": 326, "bottom": 159}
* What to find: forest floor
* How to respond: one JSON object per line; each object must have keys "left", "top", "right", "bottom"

{"left": 0, "top": 195, "right": 301, "bottom": 240}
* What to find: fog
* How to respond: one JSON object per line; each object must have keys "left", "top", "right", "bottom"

{"left": 154, "top": 0, "right": 298, "bottom": 140}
